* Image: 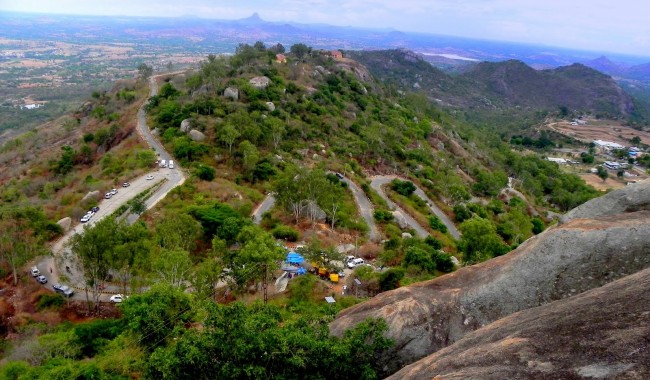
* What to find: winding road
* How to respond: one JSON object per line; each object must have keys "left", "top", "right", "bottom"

{"left": 370, "top": 175, "right": 460, "bottom": 239}
{"left": 37, "top": 74, "right": 186, "bottom": 300}
{"left": 251, "top": 175, "right": 381, "bottom": 242}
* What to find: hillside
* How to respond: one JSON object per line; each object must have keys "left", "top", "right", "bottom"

{"left": 348, "top": 49, "right": 636, "bottom": 121}
{"left": 330, "top": 180, "right": 650, "bottom": 376}
{"left": 390, "top": 265, "right": 650, "bottom": 379}
{"left": 0, "top": 43, "right": 620, "bottom": 378}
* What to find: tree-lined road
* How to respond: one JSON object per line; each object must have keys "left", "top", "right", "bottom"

{"left": 39, "top": 73, "right": 186, "bottom": 300}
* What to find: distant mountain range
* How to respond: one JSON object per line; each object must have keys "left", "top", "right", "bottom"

{"left": 583, "top": 56, "right": 650, "bottom": 83}
{"left": 347, "top": 49, "right": 634, "bottom": 119}
{"left": 2, "top": 11, "right": 649, "bottom": 70}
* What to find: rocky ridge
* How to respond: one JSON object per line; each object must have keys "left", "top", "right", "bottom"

{"left": 329, "top": 180, "right": 650, "bottom": 376}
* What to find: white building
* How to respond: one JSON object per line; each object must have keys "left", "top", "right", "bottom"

{"left": 593, "top": 140, "right": 624, "bottom": 150}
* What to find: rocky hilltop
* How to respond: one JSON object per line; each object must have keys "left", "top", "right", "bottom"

{"left": 389, "top": 265, "right": 650, "bottom": 380}
{"left": 329, "top": 180, "right": 650, "bottom": 376}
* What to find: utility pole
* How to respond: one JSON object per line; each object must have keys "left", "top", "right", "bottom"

{"left": 263, "top": 263, "right": 268, "bottom": 304}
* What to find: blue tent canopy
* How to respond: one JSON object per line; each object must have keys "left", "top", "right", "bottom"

{"left": 286, "top": 251, "right": 305, "bottom": 264}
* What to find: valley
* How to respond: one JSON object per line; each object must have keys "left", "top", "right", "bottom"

{"left": 0, "top": 10, "right": 650, "bottom": 379}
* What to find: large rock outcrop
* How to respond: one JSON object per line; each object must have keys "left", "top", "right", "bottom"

{"left": 390, "top": 266, "right": 650, "bottom": 380}
{"left": 330, "top": 180, "right": 650, "bottom": 375}
{"left": 561, "top": 180, "right": 650, "bottom": 222}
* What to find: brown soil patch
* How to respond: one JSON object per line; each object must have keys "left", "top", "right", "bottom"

{"left": 548, "top": 120, "right": 650, "bottom": 146}
{"left": 578, "top": 173, "right": 627, "bottom": 191}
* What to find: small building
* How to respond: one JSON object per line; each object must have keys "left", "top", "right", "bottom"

{"left": 330, "top": 50, "right": 343, "bottom": 59}
{"left": 604, "top": 161, "right": 622, "bottom": 170}
{"left": 547, "top": 157, "right": 569, "bottom": 164}
{"left": 593, "top": 139, "right": 624, "bottom": 151}
{"left": 275, "top": 54, "right": 286, "bottom": 63}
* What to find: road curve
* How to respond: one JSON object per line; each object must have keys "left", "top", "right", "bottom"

{"left": 41, "top": 73, "right": 186, "bottom": 300}
{"left": 252, "top": 194, "right": 276, "bottom": 224}
{"left": 370, "top": 175, "right": 460, "bottom": 239}
{"left": 251, "top": 176, "right": 380, "bottom": 242}
{"left": 340, "top": 176, "right": 380, "bottom": 242}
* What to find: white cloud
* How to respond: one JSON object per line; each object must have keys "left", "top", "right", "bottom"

{"left": 1, "top": 0, "right": 649, "bottom": 55}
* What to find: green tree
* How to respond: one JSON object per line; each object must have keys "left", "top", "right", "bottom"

{"left": 130, "top": 198, "right": 147, "bottom": 215}
{"left": 121, "top": 283, "right": 192, "bottom": 351}
{"left": 0, "top": 218, "right": 40, "bottom": 285}
{"left": 70, "top": 217, "right": 122, "bottom": 312}
{"left": 152, "top": 249, "right": 193, "bottom": 288}
{"left": 290, "top": 43, "right": 310, "bottom": 59}
{"left": 56, "top": 145, "right": 76, "bottom": 174}
{"left": 597, "top": 165, "right": 609, "bottom": 182}
{"left": 390, "top": 179, "right": 416, "bottom": 196}
{"left": 218, "top": 123, "right": 240, "bottom": 153}
{"left": 231, "top": 227, "right": 284, "bottom": 291}
{"left": 239, "top": 140, "right": 259, "bottom": 171}
{"left": 195, "top": 164, "right": 216, "bottom": 181}
{"left": 428, "top": 215, "right": 448, "bottom": 233}
{"left": 137, "top": 63, "right": 153, "bottom": 80}
{"left": 156, "top": 213, "right": 202, "bottom": 252}
{"left": 379, "top": 268, "right": 405, "bottom": 291}
{"left": 458, "top": 217, "right": 508, "bottom": 263}
{"left": 298, "top": 238, "right": 343, "bottom": 272}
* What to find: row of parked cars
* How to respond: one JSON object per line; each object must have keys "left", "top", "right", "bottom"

{"left": 31, "top": 265, "right": 129, "bottom": 301}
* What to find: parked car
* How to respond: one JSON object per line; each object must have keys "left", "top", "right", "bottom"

{"left": 53, "top": 284, "right": 74, "bottom": 297}
{"left": 104, "top": 192, "right": 112, "bottom": 199}
{"left": 146, "top": 175, "right": 154, "bottom": 180}
{"left": 345, "top": 255, "right": 356, "bottom": 264}
{"left": 31, "top": 266, "right": 40, "bottom": 277}
{"left": 91, "top": 206, "right": 99, "bottom": 213}
{"left": 347, "top": 258, "right": 365, "bottom": 269}
{"left": 109, "top": 294, "right": 126, "bottom": 303}
{"left": 335, "top": 172, "right": 344, "bottom": 179}
{"left": 36, "top": 275, "right": 48, "bottom": 284}
{"left": 122, "top": 182, "right": 130, "bottom": 187}
{"left": 109, "top": 188, "right": 118, "bottom": 195}
{"left": 80, "top": 214, "right": 91, "bottom": 223}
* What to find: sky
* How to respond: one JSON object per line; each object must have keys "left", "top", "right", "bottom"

{"left": 2, "top": 0, "right": 649, "bottom": 56}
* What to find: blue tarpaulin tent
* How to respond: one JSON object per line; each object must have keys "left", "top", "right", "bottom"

{"left": 286, "top": 252, "right": 305, "bottom": 264}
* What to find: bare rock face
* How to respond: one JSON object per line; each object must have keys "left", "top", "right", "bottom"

{"left": 561, "top": 179, "right": 650, "bottom": 223}
{"left": 389, "top": 267, "right": 650, "bottom": 380}
{"left": 180, "top": 118, "right": 192, "bottom": 133}
{"left": 81, "top": 190, "right": 100, "bottom": 203}
{"left": 249, "top": 76, "right": 271, "bottom": 89}
{"left": 57, "top": 217, "right": 71, "bottom": 232}
{"left": 224, "top": 87, "right": 239, "bottom": 100}
{"left": 330, "top": 189, "right": 650, "bottom": 374}
{"left": 189, "top": 129, "right": 206, "bottom": 142}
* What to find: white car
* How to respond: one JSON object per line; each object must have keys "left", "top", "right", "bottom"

{"left": 110, "top": 188, "right": 118, "bottom": 195}
{"left": 80, "top": 214, "right": 91, "bottom": 223}
{"left": 104, "top": 192, "right": 112, "bottom": 199}
{"left": 347, "top": 258, "right": 365, "bottom": 269}
{"left": 109, "top": 294, "right": 126, "bottom": 303}
{"left": 146, "top": 175, "right": 154, "bottom": 180}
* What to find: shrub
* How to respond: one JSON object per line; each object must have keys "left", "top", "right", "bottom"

{"left": 195, "top": 165, "right": 216, "bottom": 181}
{"left": 36, "top": 293, "right": 65, "bottom": 311}
{"left": 272, "top": 225, "right": 299, "bottom": 242}
{"left": 373, "top": 209, "right": 394, "bottom": 222}
{"left": 390, "top": 179, "right": 416, "bottom": 196}
{"left": 428, "top": 215, "right": 448, "bottom": 233}
{"left": 379, "top": 268, "right": 405, "bottom": 291}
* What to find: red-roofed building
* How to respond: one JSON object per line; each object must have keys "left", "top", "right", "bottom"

{"left": 275, "top": 53, "right": 287, "bottom": 63}
{"left": 330, "top": 50, "right": 343, "bottom": 59}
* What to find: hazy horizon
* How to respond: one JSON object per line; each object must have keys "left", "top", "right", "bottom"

{"left": 2, "top": 1, "right": 649, "bottom": 58}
